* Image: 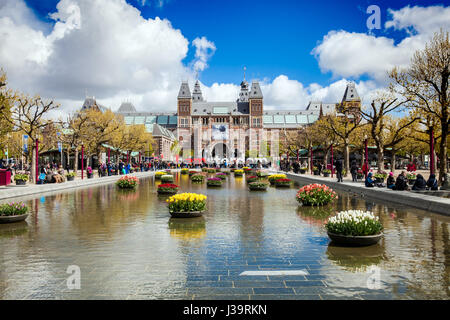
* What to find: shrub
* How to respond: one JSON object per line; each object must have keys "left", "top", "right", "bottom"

{"left": 234, "top": 169, "right": 244, "bottom": 176}
{"left": 325, "top": 210, "right": 383, "bottom": 236}
{"left": 166, "top": 193, "right": 207, "bottom": 213}
{"left": 248, "top": 182, "right": 269, "bottom": 190}
{"left": 246, "top": 175, "right": 258, "bottom": 183}
{"left": 161, "top": 174, "right": 174, "bottom": 183}
{"left": 13, "top": 174, "right": 29, "bottom": 181}
{"left": 268, "top": 174, "right": 287, "bottom": 184}
{"left": 0, "top": 202, "right": 28, "bottom": 216}
{"left": 207, "top": 177, "right": 223, "bottom": 186}
{"left": 191, "top": 174, "right": 205, "bottom": 183}
{"left": 116, "top": 176, "right": 139, "bottom": 189}
{"left": 157, "top": 183, "right": 179, "bottom": 194}
{"left": 275, "top": 178, "right": 291, "bottom": 187}
{"left": 181, "top": 168, "right": 189, "bottom": 174}
{"left": 296, "top": 183, "right": 337, "bottom": 206}
{"left": 66, "top": 172, "right": 76, "bottom": 178}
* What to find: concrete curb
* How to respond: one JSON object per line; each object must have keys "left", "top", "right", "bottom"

{"left": 0, "top": 171, "right": 155, "bottom": 201}
{"left": 284, "top": 172, "right": 450, "bottom": 217}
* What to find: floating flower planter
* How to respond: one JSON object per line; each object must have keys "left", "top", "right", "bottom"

{"left": 234, "top": 169, "right": 244, "bottom": 177}
{"left": 155, "top": 171, "right": 166, "bottom": 179}
{"left": 161, "top": 175, "right": 174, "bottom": 183}
{"left": 201, "top": 168, "right": 209, "bottom": 172}
{"left": 246, "top": 175, "right": 258, "bottom": 183}
{"left": 268, "top": 174, "right": 287, "bottom": 185}
{"left": 325, "top": 210, "right": 383, "bottom": 246}
{"left": 166, "top": 193, "right": 207, "bottom": 218}
{"left": 0, "top": 202, "right": 29, "bottom": 224}
{"left": 275, "top": 178, "right": 291, "bottom": 187}
{"left": 116, "top": 175, "right": 139, "bottom": 189}
{"left": 256, "top": 171, "right": 269, "bottom": 178}
{"left": 188, "top": 170, "right": 198, "bottom": 176}
{"left": 207, "top": 177, "right": 223, "bottom": 187}
{"left": 215, "top": 173, "right": 227, "bottom": 180}
{"left": 191, "top": 174, "right": 205, "bottom": 183}
{"left": 296, "top": 183, "right": 337, "bottom": 206}
{"left": 157, "top": 183, "right": 179, "bottom": 195}
{"left": 181, "top": 168, "right": 189, "bottom": 175}
{"left": 248, "top": 182, "right": 269, "bottom": 191}
{"left": 207, "top": 168, "right": 216, "bottom": 173}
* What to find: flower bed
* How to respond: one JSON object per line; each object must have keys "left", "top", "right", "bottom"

{"left": 0, "top": 202, "right": 28, "bottom": 216}
{"left": 248, "top": 182, "right": 269, "bottom": 191}
{"left": 234, "top": 169, "right": 244, "bottom": 177}
{"left": 207, "top": 177, "right": 223, "bottom": 186}
{"left": 116, "top": 176, "right": 139, "bottom": 189}
{"left": 275, "top": 178, "right": 291, "bottom": 187}
{"left": 166, "top": 193, "right": 207, "bottom": 213}
{"left": 157, "top": 183, "right": 179, "bottom": 194}
{"left": 256, "top": 170, "right": 270, "bottom": 178}
{"left": 191, "top": 174, "right": 205, "bottom": 183}
{"left": 215, "top": 173, "right": 227, "bottom": 180}
{"left": 161, "top": 174, "right": 174, "bottom": 183}
{"left": 181, "top": 168, "right": 189, "bottom": 175}
{"left": 246, "top": 175, "right": 258, "bottom": 183}
{"left": 373, "top": 172, "right": 387, "bottom": 181}
{"left": 325, "top": 210, "right": 383, "bottom": 236}
{"left": 268, "top": 174, "right": 287, "bottom": 185}
{"left": 155, "top": 171, "right": 166, "bottom": 179}
{"left": 296, "top": 184, "right": 337, "bottom": 206}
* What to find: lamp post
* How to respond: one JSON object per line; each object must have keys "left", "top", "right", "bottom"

{"left": 81, "top": 144, "right": 84, "bottom": 180}
{"left": 430, "top": 128, "right": 435, "bottom": 175}
{"left": 310, "top": 146, "right": 313, "bottom": 174}
{"left": 364, "top": 135, "right": 368, "bottom": 179}
{"left": 35, "top": 138, "right": 39, "bottom": 184}
{"left": 331, "top": 143, "right": 334, "bottom": 178}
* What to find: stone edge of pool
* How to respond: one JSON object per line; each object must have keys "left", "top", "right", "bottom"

{"left": 284, "top": 172, "right": 450, "bottom": 217}
{"left": 0, "top": 171, "right": 155, "bottom": 201}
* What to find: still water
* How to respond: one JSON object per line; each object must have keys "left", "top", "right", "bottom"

{"left": 0, "top": 173, "right": 449, "bottom": 300}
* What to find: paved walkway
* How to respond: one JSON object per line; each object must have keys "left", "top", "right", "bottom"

{"left": 282, "top": 171, "right": 450, "bottom": 216}
{"left": 0, "top": 171, "right": 155, "bottom": 201}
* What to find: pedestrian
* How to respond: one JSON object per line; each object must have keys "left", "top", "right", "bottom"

{"left": 335, "top": 158, "right": 343, "bottom": 182}
{"left": 350, "top": 161, "right": 358, "bottom": 182}
{"left": 426, "top": 174, "right": 438, "bottom": 191}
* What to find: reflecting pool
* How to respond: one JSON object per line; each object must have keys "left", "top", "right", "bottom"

{"left": 0, "top": 173, "right": 449, "bottom": 300}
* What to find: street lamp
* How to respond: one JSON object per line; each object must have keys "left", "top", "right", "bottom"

{"left": 364, "top": 135, "right": 368, "bottom": 179}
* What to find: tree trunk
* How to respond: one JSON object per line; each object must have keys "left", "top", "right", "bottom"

{"left": 377, "top": 148, "right": 384, "bottom": 173}
{"left": 391, "top": 151, "right": 396, "bottom": 174}
{"left": 324, "top": 148, "right": 329, "bottom": 170}
{"left": 343, "top": 141, "right": 349, "bottom": 176}
{"left": 74, "top": 148, "right": 79, "bottom": 175}
{"left": 439, "top": 121, "right": 448, "bottom": 184}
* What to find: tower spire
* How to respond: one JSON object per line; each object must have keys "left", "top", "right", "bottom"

{"left": 243, "top": 66, "right": 246, "bottom": 81}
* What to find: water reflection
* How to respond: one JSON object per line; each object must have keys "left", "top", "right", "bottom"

{"left": 326, "top": 243, "right": 385, "bottom": 272}
{"left": 0, "top": 174, "right": 448, "bottom": 299}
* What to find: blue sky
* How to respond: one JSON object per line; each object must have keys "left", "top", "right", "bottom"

{"left": 1, "top": 0, "right": 448, "bottom": 113}
{"left": 23, "top": 0, "right": 443, "bottom": 86}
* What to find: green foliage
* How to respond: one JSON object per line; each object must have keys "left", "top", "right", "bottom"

{"left": 13, "top": 174, "right": 29, "bottom": 181}
{"left": 0, "top": 202, "right": 28, "bottom": 216}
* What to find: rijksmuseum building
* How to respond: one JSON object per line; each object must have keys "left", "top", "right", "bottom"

{"left": 114, "top": 78, "right": 361, "bottom": 163}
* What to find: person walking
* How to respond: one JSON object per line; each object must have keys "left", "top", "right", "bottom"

{"left": 350, "top": 161, "right": 358, "bottom": 182}
{"left": 335, "top": 158, "right": 343, "bottom": 182}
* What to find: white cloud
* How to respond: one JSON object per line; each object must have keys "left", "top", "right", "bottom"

{"left": 312, "top": 5, "right": 450, "bottom": 83}
{"left": 191, "top": 36, "right": 217, "bottom": 73}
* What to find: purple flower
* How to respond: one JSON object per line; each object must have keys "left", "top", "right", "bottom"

{"left": 207, "top": 177, "right": 221, "bottom": 181}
